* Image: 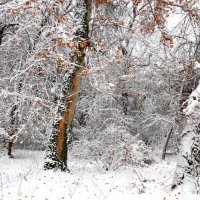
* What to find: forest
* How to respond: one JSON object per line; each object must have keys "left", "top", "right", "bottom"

{"left": 0, "top": 0, "right": 200, "bottom": 199}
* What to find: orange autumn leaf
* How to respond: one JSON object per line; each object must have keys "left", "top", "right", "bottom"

{"left": 25, "top": 1, "right": 31, "bottom": 5}
{"left": 35, "top": 52, "right": 48, "bottom": 58}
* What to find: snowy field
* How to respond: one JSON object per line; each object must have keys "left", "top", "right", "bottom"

{"left": 0, "top": 150, "right": 199, "bottom": 200}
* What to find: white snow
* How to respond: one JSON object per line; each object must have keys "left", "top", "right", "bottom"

{"left": 183, "top": 82, "right": 200, "bottom": 116}
{"left": 0, "top": 150, "right": 199, "bottom": 200}
{"left": 194, "top": 61, "right": 200, "bottom": 69}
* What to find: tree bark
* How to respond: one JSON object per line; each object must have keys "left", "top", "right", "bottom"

{"left": 171, "top": 83, "right": 200, "bottom": 191}
{"left": 44, "top": 0, "right": 92, "bottom": 171}
{"left": 162, "top": 126, "right": 173, "bottom": 160}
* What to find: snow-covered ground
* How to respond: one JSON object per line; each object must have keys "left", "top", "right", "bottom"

{"left": 0, "top": 150, "right": 199, "bottom": 200}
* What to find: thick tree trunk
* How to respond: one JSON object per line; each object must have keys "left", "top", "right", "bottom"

{"left": 44, "top": 0, "right": 92, "bottom": 171}
{"left": 171, "top": 83, "right": 200, "bottom": 191}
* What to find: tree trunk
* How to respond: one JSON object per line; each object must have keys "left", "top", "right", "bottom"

{"left": 7, "top": 78, "right": 23, "bottom": 157}
{"left": 171, "top": 83, "right": 200, "bottom": 191}
{"left": 7, "top": 105, "right": 17, "bottom": 157}
{"left": 162, "top": 126, "right": 173, "bottom": 160}
{"left": 44, "top": 0, "right": 92, "bottom": 171}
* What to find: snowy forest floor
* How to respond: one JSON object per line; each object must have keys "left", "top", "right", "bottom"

{"left": 0, "top": 150, "right": 199, "bottom": 200}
